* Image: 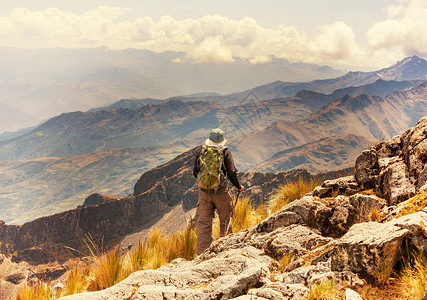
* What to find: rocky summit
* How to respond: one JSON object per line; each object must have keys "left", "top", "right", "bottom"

{"left": 58, "top": 120, "right": 427, "bottom": 299}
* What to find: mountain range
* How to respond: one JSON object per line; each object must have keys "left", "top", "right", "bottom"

{"left": 251, "top": 134, "right": 376, "bottom": 173}
{"left": 0, "top": 56, "right": 427, "bottom": 225}
{"left": 231, "top": 81, "right": 427, "bottom": 169}
{"left": 0, "top": 47, "right": 343, "bottom": 133}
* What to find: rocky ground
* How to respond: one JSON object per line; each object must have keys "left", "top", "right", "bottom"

{"left": 59, "top": 119, "right": 427, "bottom": 299}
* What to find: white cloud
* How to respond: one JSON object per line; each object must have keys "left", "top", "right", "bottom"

{"left": 0, "top": 3, "right": 426, "bottom": 67}
{"left": 191, "top": 35, "right": 234, "bottom": 63}
{"left": 367, "top": 0, "right": 427, "bottom": 65}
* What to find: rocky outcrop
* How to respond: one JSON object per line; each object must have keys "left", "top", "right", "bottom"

{"left": 328, "top": 222, "right": 409, "bottom": 280}
{"left": 63, "top": 246, "right": 275, "bottom": 300}
{"left": 354, "top": 117, "right": 427, "bottom": 205}
{"left": 60, "top": 192, "right": 427, "bottom": 299}
{"left": 79, "top": 193, "right": 120, "bottom": 208}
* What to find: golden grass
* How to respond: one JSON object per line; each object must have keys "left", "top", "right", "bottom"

{"left": 213, "top": 195, "right": 269, "bottom": 241}
{"left": 232, "top": 195, "right": 268, "bottom": 232}
{"left": 396, "top": 188, "right": 427, "bottom": 218}
{"left": 369, "top": 206, "right": 381, "bottom": 221}
{"left": 15, "top": 219, "right": 197, "bottom": 299}
{"left": 268, "top": 177, "right": 322, "bottom": 214}
{"left": 278, "top": 252, "right": 295, "bottom": 271}
{"left": 356, "top": 253, "right": 427, "bottom": 300}
{"left": 86, "top": 247, "right": 125, "bottom": 291}
{"left": 16, "top": 281, "right": 53, "bottom": 300}
{"left": 395, "top": 253, "right": 427, "bottom": 300}
{"left": 301, "top": 278, "right": 339, "bottom": 300}
{"left": 62, "top": 262, "right": 89, "bottom": 296}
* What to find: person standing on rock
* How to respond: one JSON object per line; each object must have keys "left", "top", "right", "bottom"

{"left": 193, "top": 128, "right": 244, "bottom": 255}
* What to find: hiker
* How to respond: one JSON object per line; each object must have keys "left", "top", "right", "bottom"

{"left": 193, "top": 128, "right": 244, "bottom": 255}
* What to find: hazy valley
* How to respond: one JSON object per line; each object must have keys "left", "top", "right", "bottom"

{"left": 0, "top": 50, "right": 427, "bottom": 299}
{"left": 0, "top": 56, "right": 427, "bottom": 225}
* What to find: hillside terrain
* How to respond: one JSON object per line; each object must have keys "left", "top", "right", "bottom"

{"left": 0, "top": 79, "right": 425, "bottom": 163}
{"left": 1, "top": 117, "right": 426, "bottom": 300}
{"left": 0, "top": 142, "right": 193, "bottom": 224}
{"left": 0, "top": 90, "right": 337, "bottom": 162}
{"left": 252, "top": 134, "right": 376, "bottom": 173}
{"left": 233, "top": 82, "right": 427, "bottom": 169}
{"left": 59, "top": 117, "right": 427, "bottom": 300}
{"left": 0, "top": 149, "right": 327, "bottom": 265}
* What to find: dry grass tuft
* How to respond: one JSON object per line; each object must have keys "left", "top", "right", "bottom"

{"left": 369, "top": 206, "right": 381, "bottom": 222}
{"left": 86, "top": 247, "right": 125, "bottom": 291}
{"left": 232, "top": 195, "right": 266, "bottom": 232}
{"left": 396, "top": 253, "right": 427, "bottom": 299}
{"left": 269, "top": 177, "right": 321, "bottom": 214}
{"left": 302, "top": 278, "right": 339, "bottom": 300}
{"left": 15, "top": 281, "right": 53, "bottom": 300}
{"left": 278, "top": 252, "right": 295, "bottom": 271}
{"left": 396, "top": 188, "right": 427, "bottom": 218}
{"left": 62, "top": 262, "right": 89, "bottom": 296}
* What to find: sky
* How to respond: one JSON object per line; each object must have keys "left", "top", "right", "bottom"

{"left": 0, "top": 0, "right": 426, "bottom": 69}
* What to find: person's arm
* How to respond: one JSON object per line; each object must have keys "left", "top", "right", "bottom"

{"left": 223, "top": 149, "right": 243, "bottom": 191}
{"left": 193, "top": 148, "right": 201, "bottom": 178}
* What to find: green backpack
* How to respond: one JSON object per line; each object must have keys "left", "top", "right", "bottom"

{"left": 197, "top": 146, "right": 226, "bottom": 190}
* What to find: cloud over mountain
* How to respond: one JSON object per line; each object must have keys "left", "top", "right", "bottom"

{"left": 0, "top": 1, "right": 426, "bottom": 67}
{"left": 367, "top": 0, "right": 427, "bottom": 60}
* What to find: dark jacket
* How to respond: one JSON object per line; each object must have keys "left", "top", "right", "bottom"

{"left": 193, "top": 146, "right": 241, "bottom": 189}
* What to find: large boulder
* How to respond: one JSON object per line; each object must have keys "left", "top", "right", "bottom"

{"left": 246, "top": 282, "right": 309, "bottom": 300}
{"left": 61, "top": 246, "right": 274, "bottom": 300}
{"left": 387, "top": 210, "right": 427, "bottom": 253}
{"left": 313, "top": 176, "right": 359, "bottom": 198}
{"left": 328, "top": 222, "right": 409, "bottom": 281}
{"left": 251, "top": 196, "right": 322, "bottom": 234}
{"left": 354, "top": 149, "right": 379, "bottom": 189}
{"left": 401, "top": 117, "right": 427, "bottom": 185}
{"left": 353, "top": 116, "right": 427, "bottom": 205}
{"left": 248, "top": 224, "right": 332, "bottom": 259}
{"left": 376, "top": 157, "right": 416, "bottom": 205}
{"left": 308, "top": 194, "right": 385, "bottom": 237}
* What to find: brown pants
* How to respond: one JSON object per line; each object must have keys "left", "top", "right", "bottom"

{"left": 196, "top": 189, "right": 233, "bottom": 255}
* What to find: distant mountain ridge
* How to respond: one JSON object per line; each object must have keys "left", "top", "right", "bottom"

{"left": 0, "top": 91, "right": 338, "bottom": 161}
{"left": 233, "top": 81, "right": 427, "bottom": 169}
{"left": 252, "top": 134, "right": 376, "bottom": 173}
{"left": 0, "top": 100, "right": 220, "bottom": 161}
{"left": 222, "top": 56, "right": 427, "bottom": 104}
{"left": 0, "top": 46, "right": 343, "bottom": 132}
{"left": 103, "top": 56, "right": 426, "bottom": 109}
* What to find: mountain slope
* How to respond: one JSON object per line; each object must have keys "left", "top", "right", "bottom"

{"left": 217, "top": 56, "right": 427, "bottom": 105}
{"left": 0, "top": 90, "right": 337, "bottom": 161}
{"left": 233, "top": 82, "right": 427, "bottom": 169}
{"left": 0, "top": 100, "right": 220, "bottom": 161}
{"left": 329, "top": 79, "right": 419, "bottom": 99}
{"left": 0, "top": 142, "right": 194, "bottom": 225}
{"left": 251, "top": 134, "right": 376, "bottom": 173}
{"left": 0, "top": 102, "right": 38, "bottom": 133}
{"left": 0, "top": 145, "right": 347, "bottom": 264}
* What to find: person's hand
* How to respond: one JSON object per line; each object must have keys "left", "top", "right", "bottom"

{"left": 238, "top": 186, "right": 244, "bottom": 193}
